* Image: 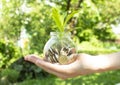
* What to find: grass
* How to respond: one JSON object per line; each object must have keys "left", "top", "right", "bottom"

{"left": 15, "top": 70, "right": 120, "bottom": 85}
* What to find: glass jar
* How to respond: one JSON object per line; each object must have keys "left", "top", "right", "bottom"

{"left": 43, "top": 32, "right": 76, "bottom": 64}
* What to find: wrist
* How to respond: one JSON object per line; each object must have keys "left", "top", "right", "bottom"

{"left": 80, "top": 54, "right": 111, "bottom": 73}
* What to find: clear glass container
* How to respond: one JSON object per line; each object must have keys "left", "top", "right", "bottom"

{"left": 43, "top": 32, "right": 76, "bottom": 64}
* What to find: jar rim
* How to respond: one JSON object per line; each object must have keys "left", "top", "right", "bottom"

{"left": 50, "top": 32, "right": 71, "bottom": 36}
{"left": 50, "top": 32, "right": 57, "bottom": 36}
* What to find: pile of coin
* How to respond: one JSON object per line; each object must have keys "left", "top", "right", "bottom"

{"left": 44, "top": 47, "right": 76, "bottom": 64}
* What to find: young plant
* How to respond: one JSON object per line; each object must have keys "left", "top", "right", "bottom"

{"left": 51, "top": 7, "right": 78, "bottom": 33}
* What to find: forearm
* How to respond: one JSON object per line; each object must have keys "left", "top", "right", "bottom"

{"left": 105, "top": 52, "right": 120, "bottom": 70}
{"left": 80, "top": 52, "right": 120, "bottom": 73}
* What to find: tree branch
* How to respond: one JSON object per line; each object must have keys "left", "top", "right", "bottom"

{"left": 66, "top": 0, "right": 71, "bottom": 11}
{"left": 76, "top": 0, "right": 83, "bottom": 9}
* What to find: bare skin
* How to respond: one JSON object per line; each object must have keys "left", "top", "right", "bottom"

{"left": 24, "top": 52, "right": 120, "bottom": 79}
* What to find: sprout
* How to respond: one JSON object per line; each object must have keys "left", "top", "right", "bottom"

{"left": 51, "top": 7, "right": 78, "bottom": 32}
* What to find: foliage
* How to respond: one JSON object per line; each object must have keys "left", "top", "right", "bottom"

{"left": 0, "top": 69, "right": 19, "bottom": 84}
{"left": 0, "top": 0, "right": 120, "bottom": 84}
{"left": 0, "top": 39, "right": 49, "bottom": 82}
{"left": 9, "top": 57, "right": 49, "bottom": 82}
{"left": 0, "top": 39, "right": 21, "bottom": 68}
{"left": 0, "top": 0, "right": 23, "bottom": 41}
{"left": 0, "top": 0, "right": 53, "bottom": 54}
{"left": 1, "top": 0, "right": 120, "bottom": 53}
{"left": 75, "top": 0, "right": 119, "bottom": 42}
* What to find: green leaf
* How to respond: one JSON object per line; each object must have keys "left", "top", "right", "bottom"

{"left": 51, "top": 8, "right": 64, "bottom": 32}
{"left": 63, "top": 11, "right": 78, "bottom": 27}
{"left": 51, "top": 7, "right": 78, "bottom": 32}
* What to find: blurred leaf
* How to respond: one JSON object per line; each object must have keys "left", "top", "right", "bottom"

{"left": 51, "top": 7, "right": 64, "bottom": 32}
{"left": 63, "top": 11, "right": 78, "bottom": 27}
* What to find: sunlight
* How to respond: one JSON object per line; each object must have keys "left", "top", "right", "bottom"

{"left": 45, "top": 0, "right": 56, "bottom": 7}
{"left": 0, "top": 3, "right": 2, "bottom": 9}
{"left": 111, "top": 24, "right": 120, "bottom": 34}
{"left": 20, "top": 2, "right": 32, "bottom": 13}
{"left": 6, "top": 0, "right": 10, "bottom": 2}
{"left": 17, "top": 28, "right": 29, "bottom": 49}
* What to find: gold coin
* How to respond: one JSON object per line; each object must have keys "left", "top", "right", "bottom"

{"left": 58, "top": 56, "right": 68, "bottom": 64}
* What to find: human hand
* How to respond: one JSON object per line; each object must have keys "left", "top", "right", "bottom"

{"left": 24, "top": 53, "right": 96, "bottom": 79}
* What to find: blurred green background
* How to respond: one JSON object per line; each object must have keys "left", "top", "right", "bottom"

{"left": 0, "top": 0, "right": 120, "bottom": 85}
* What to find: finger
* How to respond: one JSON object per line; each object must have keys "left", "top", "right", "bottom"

{"left": 67, "top": 54, "right": 79, "bottom": 64}
{"left": 24, "top": 54, "right": 42, "bottom": 63}
{"left": 35, "top": 58, "right": 81, "bottom": 77}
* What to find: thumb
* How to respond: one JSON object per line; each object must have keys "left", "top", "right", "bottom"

{"left": 67, "top": 54, "right": 79, "bottom": 64}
